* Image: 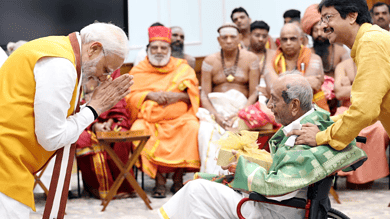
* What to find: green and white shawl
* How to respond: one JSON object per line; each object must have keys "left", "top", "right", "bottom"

{"left": 195, "top": 106, "right": 367, "bottom": 196}
{"left": 231, "top": 106, "right": 367, "bottom": 196}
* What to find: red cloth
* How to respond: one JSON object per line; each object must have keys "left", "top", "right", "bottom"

{"left": 75, "top": 69, "right": 134, "bottom": 199}
{"left": 148, "top": 26, "right": 172, "bottom": 43}
{"left": 238, "top": 102, "right": 280, "bottom": 129}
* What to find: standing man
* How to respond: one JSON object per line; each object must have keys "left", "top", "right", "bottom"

{"left": 231, "top": 7, "right": 276, "bottom": 50}
{"left": 170, "top": 26, "right": 196, "bottom": 69}
{"left": 0, "top": 22, "right": 133, "bottom": 218}
{"left": 371, "top": 2, "right": 390, "bottom": 31}
{"left": 248, "top": 20, "right": 276, "bottom": 74}
{"left": 290, "top": 1, "right": 390, "bottom": 154}
{"left": 301, "top": 3, "right": 350, "bottom": 114}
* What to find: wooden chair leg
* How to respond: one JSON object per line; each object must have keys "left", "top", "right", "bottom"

{"left": 329, "top": 186, "right": 341, "bottom": 204}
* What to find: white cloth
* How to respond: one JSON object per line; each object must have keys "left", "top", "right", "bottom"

{"left": 197, "top": 89, "right": 247, "bottom": 175}
{"left": 159, "top": 179, "right": 306, "bottom": 219}
{"left": 282, "top": 108, "right": 314, "bottom": 147}
{"left": 34, "top": 33, "right": 95, "bottom": 151}
{"left": 0, "top": 192, "right": 30, "bottom": 219}
{"left": 133, "top": 46, "right": 147, "bottom": 66}
{"left": 0, "top": 47, "right": 8, "bottom": 68}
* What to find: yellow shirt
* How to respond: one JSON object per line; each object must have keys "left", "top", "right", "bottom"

{"left": 316, "top": 23, "right": 390, "bottom": 150}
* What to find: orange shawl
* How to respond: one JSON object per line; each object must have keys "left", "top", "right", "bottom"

{"left": 125, "top": 57, "right": 200, "bottom": 178}
{"left": 272, "top": 46, "right": 329, "bottom": 111}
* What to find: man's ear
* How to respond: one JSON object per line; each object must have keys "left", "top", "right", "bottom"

{"left": 290, "top": 99, "right": 300, "bottom": 116}
{"left": 88, "top": 42, "right": 103, "bottom": 57}
{"left": 348, "top": 12, "right": 358, "bottom": 25}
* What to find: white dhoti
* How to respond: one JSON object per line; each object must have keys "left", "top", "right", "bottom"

{"left": 158, "top": 179, "right": 305, "bottom": 219}
{"left": 0, "top": 192, "right": 30, "bottom": 219}
{"left": 197, "top": 89, "right": 247, "bottom": 174}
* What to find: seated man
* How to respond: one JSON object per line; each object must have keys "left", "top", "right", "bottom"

{"left": 133, "top": 23, "right": 196, "bottom": 69}
{"left": 264, "top": 23, "right": 329, "bottom": 111}
{"left": 76, "top": 69, "right": 135, "bottom": 199}
{"left": 301, "top": 4, "right": 350, "bottom": 115}
{"left": 159, "top": 74, "right": 366, "bottom": 219}
{"left": 334, "top": 59, "right": 389, "bottom": 188}
{"left": 198, "top": 23, "right": 260, "bottom": 174}
{"left": 126, "top": 26, "right": 200, "bottom": 198}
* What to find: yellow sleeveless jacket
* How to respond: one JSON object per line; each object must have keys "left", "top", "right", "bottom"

{"left": 0, "top": 35, "right": 79, "bottom": 210}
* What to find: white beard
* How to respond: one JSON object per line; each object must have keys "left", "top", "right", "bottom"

{"left": 81, "top": 53, "right": 103, "bottom": 84}
{"left": 147, "top": 48, "right": 171, "bottom": 67}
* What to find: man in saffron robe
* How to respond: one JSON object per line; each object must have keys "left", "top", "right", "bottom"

{"left": 76, "top": 69, "right": 135, "bottom": 199}
{"left": 126, "top": 26, "right": 200, "bottom": 198}
{"left": 264, "top": 23, "right": 329, "bottom": 112}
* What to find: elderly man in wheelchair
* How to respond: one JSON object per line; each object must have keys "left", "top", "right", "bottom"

{"left": 158, "top": 74, "right": 367, "bottom": 219}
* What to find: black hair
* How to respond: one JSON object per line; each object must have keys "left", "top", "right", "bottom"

{"left": 288, "top": 17, "right": 301, "bottom": 23}
{"left": 318, "top": 0, "right": 372, "bottom": 25}
{"left": 250, "top": 20, "right": 270, "bottom": 32}
{"left": 150, "top": 22, "right": 164, "bottom": 27}
{"left": 283, "top": 9, "right": 301, "bottom": 19}
{"left": 370, "top": 2, "right": 390, "bottom": 14}
{"left": 231, "top": 7, "right": 250, "bottom": 21}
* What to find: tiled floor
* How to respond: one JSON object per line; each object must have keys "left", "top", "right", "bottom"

{"left": 30, "top": 173, "right": 390, "bottom": 219}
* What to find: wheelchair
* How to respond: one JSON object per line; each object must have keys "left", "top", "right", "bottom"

{"left": 236, "top": 136, "right": 367, "bottom": 219}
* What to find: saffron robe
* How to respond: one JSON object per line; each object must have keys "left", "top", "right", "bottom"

{"left": 126, "top": 57, "right": 200, "bottom": 178}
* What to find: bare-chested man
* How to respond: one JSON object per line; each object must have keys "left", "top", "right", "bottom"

{"left": 301, "top": 4, "right": 350, "bottom": 114}
{"left": 231, "top": 7, "right": 276, "bottom": 50}
{"left": 170, "top": 26, "right": 196, "bottom": 69}
{"left": 371, "top": 2, "right": 390, "bottom": 31}
{"left": 197, "top": 23, "right": 260, "bottom": 174}
{"left": 264, "top": 23, "right": 328, "bottom": 111}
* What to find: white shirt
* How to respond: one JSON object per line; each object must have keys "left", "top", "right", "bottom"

{"left": 0, "top": 47, "right": 8, "bottom": 68}
{"left": 33, "top": 33, "right": 95, "bottom": 151}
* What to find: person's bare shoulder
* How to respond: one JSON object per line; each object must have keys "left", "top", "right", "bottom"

{"left": 203, "top": 52, "right": 220, "bottom": 66}
{"left": 266, "top": 49, "right": 276, "bottom": 59}
{"left": 241, "top": 49, "right": 258, "bottom": 62}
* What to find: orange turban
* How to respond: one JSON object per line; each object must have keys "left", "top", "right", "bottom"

{"left": 148, "top": 26, "right": 172, "bottom": 43}
{"left": 301, "top": 4, "right": 321, "bottom": 35}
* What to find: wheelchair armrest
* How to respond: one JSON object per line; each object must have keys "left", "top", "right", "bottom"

{"left": 248, "top": 192, "right": 306, "bottom": 209}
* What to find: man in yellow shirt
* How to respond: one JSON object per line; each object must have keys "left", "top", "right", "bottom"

{"left": 288, "top": 0, "right": 390, "bottom": 151}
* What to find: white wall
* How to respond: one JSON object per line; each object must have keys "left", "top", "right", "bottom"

{"left": 127, "top": 0, "right": 319, "bottom": 63}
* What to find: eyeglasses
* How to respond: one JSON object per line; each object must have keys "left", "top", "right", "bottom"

{"left": 320, "top": 13, "right": 338, "bottom": 24}
{"left": 102, "top": 48, "right": 114, "bottom": 76}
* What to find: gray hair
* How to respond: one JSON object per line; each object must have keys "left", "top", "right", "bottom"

{"left": 80, "top": 22, "right": 129, "bottom": 59}
{"left": 280, "top": 72, "right": 313, "bottom": 112}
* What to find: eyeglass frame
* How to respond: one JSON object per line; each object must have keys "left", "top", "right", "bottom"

{"left": 101, "top": 48, "right": 114, "bottom": 76}
{"left": 320, "top": 13, "right": 338, "bottom": 24}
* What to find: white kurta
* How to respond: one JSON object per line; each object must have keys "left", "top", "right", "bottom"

{"left": 0, "top": 33, "right": 95, "bottom": 218}
{"left": 159, "top": 179, "right": 306, "bottom": 219}
{"left": 197, "top": 89, "right": 248, "bottom": 175}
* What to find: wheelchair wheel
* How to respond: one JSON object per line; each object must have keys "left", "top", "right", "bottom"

{"left": 327, "top": 208, "right": 350, "bottom": 219}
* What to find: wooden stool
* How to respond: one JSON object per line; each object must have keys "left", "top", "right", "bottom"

{"left": 33, "top": 163, "right": 50, "bottom": 196}
{"left": 96, "top": 130, "right": 152, "bottom": 211}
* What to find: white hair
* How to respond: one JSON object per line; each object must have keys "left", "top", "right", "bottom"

{"left": 80, "top": 22, "right": 129, "bottom": 59}
{"left": 280, "top": 73, "right": 313, "bottom": 112}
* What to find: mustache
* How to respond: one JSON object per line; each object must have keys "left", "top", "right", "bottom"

{"left": 378, "top": 18, "right": 385, "bottom": 22}
{"left": 323, "top": 27, "right": 334, "bottom": 34}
